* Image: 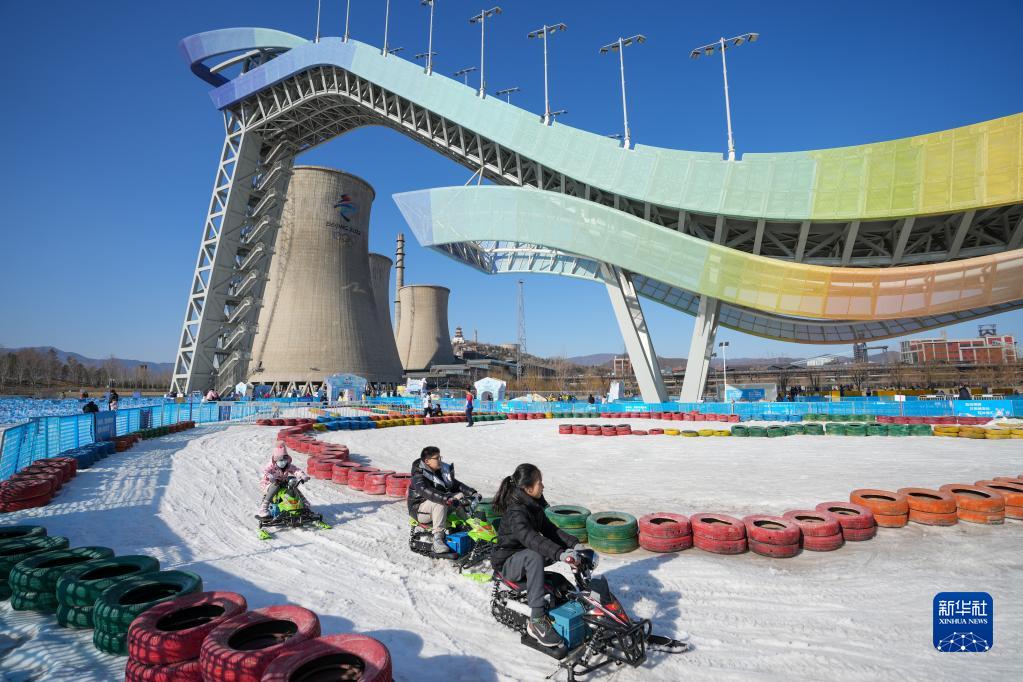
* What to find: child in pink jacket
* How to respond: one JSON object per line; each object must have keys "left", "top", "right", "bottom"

{"left": 257, "top": 442, "right": 309, "bottom": 519}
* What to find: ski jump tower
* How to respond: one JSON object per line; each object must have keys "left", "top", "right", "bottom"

{"left": 172, "top": 28, "right": 1023, "bottom": 400}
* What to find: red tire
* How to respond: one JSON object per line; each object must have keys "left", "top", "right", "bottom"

{"left": 801, "top": 532, "right": 844, "bottom": 552}
{"left": 0, "top": 478, "right": 53, "bottom": 502}
{"left": 128, "top": 591, "right": 248, "bottom": 665}
{"left": 632, "top": 430, "right": 648, "bottom": 436}
{"left": 638, "top": 513, "right": 691, "bottom": 539}
{"left": 689, "top": 513, "right": 746, "bottom": 541}
{"left": 1005, "top": 505, "right": 1023, "bottom": 520}
{"left": 571, "top": 426, "right": 587, "bottom": 435}
{"left": 842, "top": 525, "right": 877, "bottom": 542}
{"left": 638, "top": 533, "right": 693, "bottom": 552}
{"left": 649, "top": 429, "right": 664, "bottom": 435}
{"left": 348, "top": 467, "right": 380, "bottom": 491}
{"left": 693, "top": 534, "right": 747, "bottom": 554}
{"left": 957, "top": 508, "right": 1005, "bottom": 524}
{"left": 558, "top": 425, "right": 573, "bottom": 434}
{"left": 974, "top": 481, "right": 1023, "bottom": 507}
{"left": 366, "top": 471, "right": 394, "bottom": 488}
{"left": 0, "top": 492, "right": 53, "bottom": 512}
{"left": 850, "top": 489, "right": 909, "bottom": 516}
{"left": 781, "top": 509, "right": 842, "bottom": 537}
{"left": 363, "top": 484, "right": 387, "bottom": 495}
{"left": 125, "top": 658, "right": 201, "bottom": 682}
{"left": 815, "top": 501, "right": 875, "bottom": 530}
{"left": 896, "top": 487, "right": 957, "bottom": 514}
{"left": 908, "top": 509, "right": 958, "bottom": 526}
{"left": 748, "top": 539, "right": 799, "bottom": 558}
{"left": 260, "top": 634, "right": 392, "bottom": 682}
{"left": 873, "top": 513, "right": 908, "bottom": 528}
{"left": 939, "top": 484, "right": 1004, "bottom": 512}
{"left": 742, "top": 515, "right": 801, "bottom": 546}
{"left": 199, "top": 605, "right": 320, "bottom": 682}
{"left": 331, "top": 462, "right": 361, "bottom": 484}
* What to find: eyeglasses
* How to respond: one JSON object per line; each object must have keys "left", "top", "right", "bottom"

{"left": 427, "top": 455, "right": 442, "bottom": 461}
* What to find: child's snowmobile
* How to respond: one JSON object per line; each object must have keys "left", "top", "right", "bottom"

{"left": 257, "top": 477, "right": 331, "bottom": 540}
{"left": 409, "top": 496, "right": 497, "bottom": 573}
{"left": 490, "top": 549, "right": 688, "bottom": 680}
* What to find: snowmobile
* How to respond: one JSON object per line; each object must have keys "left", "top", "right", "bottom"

{"left": 409, "top": 496, "right": 497, "bottom": 573}
{"left": 491, "top": 549, "right": 688, "bottom": 680}
{"left": 257, "top": 477, "right": 331, "bottom": 540}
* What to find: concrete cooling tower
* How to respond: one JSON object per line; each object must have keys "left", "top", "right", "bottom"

{"left": 395, "top": 285, "right": 456, "bottom": 371}
{"left": 248, "top": 166, "right": 403, "bottom": 386}
{"left": 367, "top": 252, "right": 403, "bottom": 371}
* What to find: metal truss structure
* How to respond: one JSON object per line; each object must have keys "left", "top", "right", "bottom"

{"left": 174, "top": 32, "right": 1023, "bottom": 398}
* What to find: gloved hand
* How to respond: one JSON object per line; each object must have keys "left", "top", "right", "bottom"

{"left": 444, "top": 495, "right": 457, "bottom": 507}
{"left": 452, "top": 492, "right": 466, "bottom": 503}
{"left": 573, "top": 543, "right": 587, "bottom": 551}
{"left": 560, "top": 548, "right": 582, "bottom": 567}
{"left": 471, "top": 492, "right": 483, "bottom": 503}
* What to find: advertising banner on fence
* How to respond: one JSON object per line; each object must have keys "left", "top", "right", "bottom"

{"left": 94, "top": 412, "right": 117, "bottom": 442}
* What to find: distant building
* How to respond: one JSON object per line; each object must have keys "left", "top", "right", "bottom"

{"left": 900, "top": 336, "right": 1017, "bottom": 365}
{"left": 805, "top": 355, "right": 836, "bottom": 367}
{"left": 452, "top": 326, "right": 466, "bottom": 346}
{"left": 613, "top": 356, "right": 632, "bottom": 377}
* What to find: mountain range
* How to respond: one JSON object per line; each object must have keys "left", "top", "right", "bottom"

{"left": 0, "top": 346, "right": 174, "bottom": 373}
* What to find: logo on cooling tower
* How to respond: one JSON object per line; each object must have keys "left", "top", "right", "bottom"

{"left": 328, "top": 194, "right": 363, "bottom": 242}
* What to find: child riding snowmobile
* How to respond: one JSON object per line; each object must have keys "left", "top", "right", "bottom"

{"left": 255, "top": 442, "right": 328, "bottom": 539}
{"left": 407, "top": 446, "right": 488, "bottom": 561}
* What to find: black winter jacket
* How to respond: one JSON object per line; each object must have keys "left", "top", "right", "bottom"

{"left": 406, "top": 458, "right": 477, "bottom": 517}
{"left": 491, "top": 488, "right": 577, "bottom": 572}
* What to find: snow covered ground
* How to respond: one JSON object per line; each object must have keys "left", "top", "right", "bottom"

{"left": 2, "top": 418, "right": 1022, "bottom": 681}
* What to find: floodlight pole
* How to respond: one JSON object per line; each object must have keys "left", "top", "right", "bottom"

{"left": 719, "top": 38, "right": 736, "bottom": 161}
{"left": 383, "top": 0, "right": 391, "bottom": 56}
{"left": 528, "top": 23, "right": 567, "bottom": 126}
{"left": 344, "top": 0, "right": 351, "bottom": 41}
{"left": 470, "top": 7, "right": 502, "bottom": 98}
{"left": 315, "top": 0, "right": 322, "bottom": 42}
{"left": 422, "top": 0, "right": 435, "bottom": 74}
{"left": 719, "top": 340, "right": 729, "bottom": 390}
{"left": 600, "top": 36, "right": 645, "bottom": 150}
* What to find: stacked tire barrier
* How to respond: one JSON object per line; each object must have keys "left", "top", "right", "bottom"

{"left": 558, "top": 422, "right": 945, "bottom": 438}
{"left": 638, "top": 513, "right": 692, "bottom": 552}
{"left": 56, "top": 555, "right": 162, "bottom": 628}
{"left": 585, "top": 512, "right": 639, "bottom": 553}
{"left": 896, "top": 487, "right": 958, "bottom": 526}
{"left": 983, "top": 479, "right": 1023, "bottom": 519}
{"left": 8, "top": 546, "right": 114, "bottom": 613}
{"left": 742, "top": 516, "right": 801, "bottom": 558}
{"left": 545, "top": 505, "right": 591, "bottom": 543}
{"left": 261, "top": 633, "right": 393, "bottom": 682}
{"left": 690, "top": 514, "right": 747, "bottom": 554}
{"left": 0, "top": 457, "right": 77, "bottom": 513}
{"left": 939, "top": 484, "right": 1005, "bottom": 524}
{"left": 781, "top": 510, "right": 844, "bottom": 551}
{"left": 0, "top": 532, "right": 69, "bottom": 599}
{"left": 850, "top": 489, "right": 909, "bottom": 528}
{"left": 93, "top": 570, "right": 204, "bottom": 654}
{"left": 815, "top": 502, "right": 877, "bottom": 541}
{"left": 199, "top": 604, "right": 320, "bottom": 681}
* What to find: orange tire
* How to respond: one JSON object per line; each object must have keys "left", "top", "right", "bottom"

{"left": 1006, "top": 505, "right": 1023, "bottom": 520}
{"left": 974, "top": 481, "right": 1023, "bottom": 507}
{"left": 896, "top": 487, "right": 957, "bottom": 514}
{"left": 909, "top": 509, "right": 958, "bottom": 526}
{"left": 939, "top": 484, "right": 1005, "bottom": 512}
{"left": 874, "top": 513, "right": 908, "bottom": 528}
{"left": 994, "top": 476, "right": 1023, "bottom": 484}
{"left": 957, "top": 508, "right": 1005, "bottom": 524}
{"left": 850, "top": 489, "right": 909, "bottom": 516}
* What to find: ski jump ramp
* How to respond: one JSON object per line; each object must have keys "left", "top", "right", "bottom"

{"left": 174, "top": 28, "right": 1023, "bottom": 401}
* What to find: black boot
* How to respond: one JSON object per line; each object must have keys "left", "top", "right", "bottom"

{"left": 527, "top": 615, "right": 564, "bottom": 648}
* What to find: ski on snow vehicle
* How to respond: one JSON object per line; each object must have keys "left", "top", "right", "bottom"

{"left": 409, "top": 497, "right": 497, "bottom": 572}
{"left": 257, "top": 477, "right": 331, "bottom": 540}
{"left": 491, "top": 549, "right": 688, "bottom": 680}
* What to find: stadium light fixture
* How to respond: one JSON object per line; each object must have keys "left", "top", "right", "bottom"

{"left": 454, "top": 66, "right": 478, "bottom": 85}
{"left": 387, "top": 46, "right": 405, "bottom": 56}
{"left": 469, "top": 7, "right": 502, "bottom": 98}
{"left": 415, "top": 51, "right": 439, "bottom": 74}
{"left": 690, "top": 33, "right": 760, "bottom": 161}
{"left": 421, "top": 1, "right": 436, "bottom": 74}
{"left": 527, "top": 23, "right": 568, "bottom": 126}
{"left": 495, "top": 86, "right": 521, "bottom": 103}
{"left": 599, "top": 35, "right": 646, "bottom": 149}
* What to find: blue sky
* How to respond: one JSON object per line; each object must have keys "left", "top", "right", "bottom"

{"left": 0, "top": 0, "right": 1021, "bottom": 362}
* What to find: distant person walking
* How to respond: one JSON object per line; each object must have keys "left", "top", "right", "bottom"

{"left": 587, "top": 394, "right": 595, "bottom": 405}
{"left": 465, "top": 391, "right": 474, "bottom": 428}
{"left": 958, "top": 386, "right": 971, "bottom": 400}
{"left": 107, "top": 389, "right": 119, "bottom": 411}
{"left": 82, "top": 400, "right": 99, "bottom": 414}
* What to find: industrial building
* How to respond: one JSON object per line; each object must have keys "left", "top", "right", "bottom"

{"left": 900, "top": 336, "right": 1017, "bottom": 365}
{"left": 246, "top": 166, "right": 403, "bottom": 391}
{"left": 394, "top": 285, "right": 456, "bottom": 372}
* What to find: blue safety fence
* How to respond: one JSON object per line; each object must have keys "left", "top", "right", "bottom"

{"left": 0, "top": 401, "right": 283, "bottom": 482}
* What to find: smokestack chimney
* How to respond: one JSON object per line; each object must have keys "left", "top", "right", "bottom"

{"left": 394, "top": 233, "right": 405, "bottom": 337}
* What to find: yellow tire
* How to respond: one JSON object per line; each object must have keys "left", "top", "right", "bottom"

{"left": 697, "top": 429, "right": 714, "bottom": 437}
{"left": 712, "top": 430, "right": 731, "bottom": 436}
{"left": 664, "top": 429, "right": 680, "bottom": 436}
{"left": 682, "top": 430, "right": 700, "bottom": 437}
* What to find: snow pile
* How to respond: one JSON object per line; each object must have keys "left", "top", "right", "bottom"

{"left": 1, "top": 418, "right": 1022, "bottom": 680}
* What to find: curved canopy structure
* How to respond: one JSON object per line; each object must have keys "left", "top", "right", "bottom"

{"left": 171, "top": 27, "right": 1023, "bottom": 400}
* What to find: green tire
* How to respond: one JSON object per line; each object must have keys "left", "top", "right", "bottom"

{"left": 0, "top": 525, "right": 48, "bottom": 546}
{"left": 826, "top": 423, "right": 845, "bottom": 436}
{"left": 0, "top": 581, "right": 11, "bottom": 600}
{"left": 545, "top": 505, "right": 591, "bottom": 530}
{"left": 0, "top": 537, "right": 71, "bottom": 579}
{"left": 586, "top": 511, "right": 639, "bottom": 541}
{"left": 866, "top": 424, "right": 888, "bottom": 436}
{"left": 785, "top": 424, "right": 805, "bottom": 435}
{"left": 730, "top": 426, "right": 749, "bottom": 437}
{"left": 93, "top": 625, "right": 128, "bottom": 655}
{"left": 804, "top": 423, "right": 825, "bottom": 435}
{"left": 588, "top": 535, "right": 639, "bottom": 554}
{"left": 889, "top": 425, "right": 910, "bottom": 437}
{"left": 910, "top": 425, "right": 933, "bottom": 436}
{"left": 766, "top": 426, "right": 787, "bottom": 437}
{"left": 845, "top": 424, "right": 867, "bottom": 436}
{"left": 92, "top": 570, "right": 203, "bottom": 634}
{"left": 11, "top": 588, "right": 59, "bottom": 613}
{"left": 9, "top": 546, "right": 115, "bottom": 594}
{"left": 747, "top": 426, "right": 767, "bottom": 437}
{"left": 57, "top": 603, "right": 95, "bottom": 628}
{"left": 56, "top": 555, "right": 161, "bottom": 608}
{"left": 562, "top": 528, "right": 588, "bottom": 543}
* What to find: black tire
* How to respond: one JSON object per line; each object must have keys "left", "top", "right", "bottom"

{"left": 93, "top": 570, "right": 203, "bottom": 635}
{"left": 11, "top": 588, "right": 59, "bottom": 613}
{"left": 57, "top": 603, "right": 95, "bottom": 628}
{"left": 56, "top": 555, "right": 161, "bottom": 608}
{"left": 9, "top": 546, "right": 114, "bottom": 594}
{"left": 0, "top": 536, "right": 70, "bottom": 579}
{"left": 586, "top": 512, "right": 639, "bottom": 541}
{"left": 0, "top": 525, "right": 47, "bottom": 544}
{"left": 93, "top": 625, "right": 129, "bottom": 655}
{"left": 544, "top": 505, "right": 591, "bottom": 530}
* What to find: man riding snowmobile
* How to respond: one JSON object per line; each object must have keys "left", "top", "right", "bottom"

{"left": 408, "top": 446, "right": 481, "bottom": 558}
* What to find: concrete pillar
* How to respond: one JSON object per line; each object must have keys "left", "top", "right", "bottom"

{"left": 679, "top": 296, "right": 720, "bottom": 402}
{"left": 602, "top": 264, "right": 668, "bottom": 403}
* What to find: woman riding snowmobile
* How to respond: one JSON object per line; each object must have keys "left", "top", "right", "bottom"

{"left": 256, "top": 442, "right": 309, "bottom": 520}
{"left": 490, "top": 463, "right": 586, "bottom": 649}
{"left": 408, "top": 446, "right": 480, "bottom": 557}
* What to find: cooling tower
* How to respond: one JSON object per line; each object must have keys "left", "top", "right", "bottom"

{"left": 247, "top": 166, "right": 403, "bottom": 385}
{"left": 395, "top": 285, "right": 456, "bottom": 371}
{"left": 367, "top": 252, "right": 403, "bottom": 371}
